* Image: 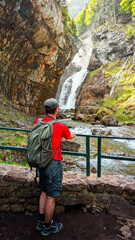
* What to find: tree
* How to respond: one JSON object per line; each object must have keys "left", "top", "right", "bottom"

{"left": 112, "top": 0, "right": 117, "bottom": 25}
{"left": 120, "top": 0, "right": 134, "bottom": 14}
{"left": 84, "top": 0, "right": 98, "bottom": 25}
{"left": 131, "top": 0, "right": 135, "bottom": 15}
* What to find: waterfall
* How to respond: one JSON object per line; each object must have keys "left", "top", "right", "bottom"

{"left": 110, "top": 56, "right": 130, "bottom": 96}
{"left": 58, "top": 30, "right": 93, "bottom": 110}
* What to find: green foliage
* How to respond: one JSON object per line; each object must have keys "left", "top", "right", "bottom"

{"left": 84, "top": 0, "right": 98, "bottom": 25}
{"left": 0, "top": 150, "right": 29, "bottom": 166}
{"left": 74, "top": 0, "right": 135, "bottom": 35}
{"left": 131, "top": 0, "right": 135, "bottom": 15}
{"left": 74, "top": 7, "right": 86, "bottom": 25}
{"left": 88, "top": 57, "right": 135, "bottom": 123}
{"left": 126, "top": 25, "right": 135, "bottom": 38}
{"left": 120, "top": 0, "right": 135, "bottom": 18}
{"left": 97, "top": 107, "right": 114, "bottom": 117}
{"left": 74, "top": 7, "right": 87, "bottom": 35}
{"left": 74, "top": 0, "right": 98, "bottom": 34}
{"left": 0, "top": 94, "right": 32, "bottom": 166}
{"left": 62, "top": 5, "right": 78, "bottom": 40}
{"left": 89, "top": 68, "right": 101, "bottom": 76}
{"left": 120, "top": 0, "right": 134, "bottom": 14}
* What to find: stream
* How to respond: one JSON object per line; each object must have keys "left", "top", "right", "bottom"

{"left": 63, "top": 120, "right": 135, "bottom": 178}
{"left": 56, "top": 27, "right": 135, "bottom": 179}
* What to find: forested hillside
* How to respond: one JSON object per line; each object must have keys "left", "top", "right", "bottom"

{"left": 75, "top": 0, "right": 135, "bottom": 35}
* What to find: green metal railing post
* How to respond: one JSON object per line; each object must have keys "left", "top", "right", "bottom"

{"left": 97, "top": 137, "right": 101, "bottom": 178}
{"left": 86, "top": 136, "right": 90, "bottom": 176}
{"left": 0, "top": 127, "right": 135, "bottom": 177}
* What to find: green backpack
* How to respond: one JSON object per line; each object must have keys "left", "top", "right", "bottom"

{"left": 27, "top": 119, "right": 57, "bottom": 169}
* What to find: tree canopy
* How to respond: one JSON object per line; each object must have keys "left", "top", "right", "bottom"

{"left": 74, "top": 0, "right": 135, "bottom": 35}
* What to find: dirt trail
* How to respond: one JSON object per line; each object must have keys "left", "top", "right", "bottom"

{"left": 0, "top": 212, "right": 135, "bottom": 240}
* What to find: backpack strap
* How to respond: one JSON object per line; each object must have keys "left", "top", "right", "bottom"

{"left": 34, "top": 167, "right": 40, "bottom": 186}
{"left": 41, "top": 122, "right": 53, "bottom": 141}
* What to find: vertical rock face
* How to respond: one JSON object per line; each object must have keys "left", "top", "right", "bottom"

{"left": 0, "top": 0, "right": 72, "bottom": 115}
{"left": 76, "top": 25, "right": 135, "bottom": 109}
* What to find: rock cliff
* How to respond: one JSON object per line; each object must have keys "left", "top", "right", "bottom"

{"left": 75, "top": 21, "right": 135, "bottom": 124}
{"left": 0, "top": 0, "right": 72, "bottom": 115}
{"left": 89, "top": 25, "right": 134, "bottom": 67}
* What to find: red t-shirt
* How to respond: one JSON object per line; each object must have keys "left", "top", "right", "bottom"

{"left": 34, "top": 116, "right": 71, "bottom": 161}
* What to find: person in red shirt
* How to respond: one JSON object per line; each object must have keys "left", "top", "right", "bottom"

{"left": 35, "top": 98, "right": 75, "bottom": 237}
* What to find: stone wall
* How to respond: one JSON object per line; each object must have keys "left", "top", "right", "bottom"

{"left": 0, "top": 163, "right": 135, "bottom": 218}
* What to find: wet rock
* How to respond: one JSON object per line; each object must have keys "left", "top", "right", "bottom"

{"left": 74, "top": 114, "right": 85, "bottom": 121}
{"left": 101, "top": 115, "right": 119, "bottom": 126}
{"left": 91, "top": 167, "right": 97, "bottom": 173}
{"left": 76, "top": 106, "right": 100, "bottom": 115}
{"left": 57, "top": 110, "right": 69, "bottom": 119}
{"left": 91, "top": 129, "right": 112, "bottom": 136}
{"left": 61, "top": 141, "right": 80, "bottom": 152}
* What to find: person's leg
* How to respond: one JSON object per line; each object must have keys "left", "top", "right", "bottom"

{"left": 39, "top": 191, "right": 47, "bottom": 214}
{"left": 41, "top": 195, "right": 63, "bottom": 236}
{"left": 36, "top": 168, "right": 47, "bottom": 231}
{"left": 44, "top": 196, "right": 56, "bottom": 223}
{"left": 41, "top": 160, "right": 63, "bottom": 236}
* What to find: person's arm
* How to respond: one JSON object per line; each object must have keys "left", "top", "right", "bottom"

{"left": 70, "top": 132, "right": 76, "bottom": 139}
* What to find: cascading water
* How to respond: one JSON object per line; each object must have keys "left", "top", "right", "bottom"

{"left": 58, "top": 30, "right": 93, "bottom": 110}
{"left": 110, "top": 56, "right": 130, "bottom": 95}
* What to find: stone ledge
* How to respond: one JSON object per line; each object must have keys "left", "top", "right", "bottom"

{"left": 0, "top": 163, "right": 135, "bottom": 218}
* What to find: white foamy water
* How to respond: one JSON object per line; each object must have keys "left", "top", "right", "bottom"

{"left": 58, "top": 30, "right": 93, "bottom": 109}
{"left": 65, "top": 121, "right": 135, "bottom": 177}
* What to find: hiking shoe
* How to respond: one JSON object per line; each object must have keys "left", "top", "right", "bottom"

{"left": 36, "top": 220, "right": 44, "bottom": 231}
{"left": 41, "top": 220, "right": 63, "bottom": 236}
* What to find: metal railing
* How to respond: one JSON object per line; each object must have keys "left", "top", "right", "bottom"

{"left": 0, "top": 127, "right": 135, "bottom": 177}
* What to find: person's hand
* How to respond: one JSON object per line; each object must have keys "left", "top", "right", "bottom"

{"left": 70, "top": 132, "right": 76, "bottom": 139}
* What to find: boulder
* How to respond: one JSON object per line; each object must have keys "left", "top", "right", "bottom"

{"left": 101, "top": 115, "right": 119, "bottom": 126}
{"left": 61, "top": 141, "right": 80, "bottom": 152}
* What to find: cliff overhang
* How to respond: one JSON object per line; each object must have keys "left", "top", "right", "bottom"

{"left": 0, "top": 0, "right": 72, "bottom": 115}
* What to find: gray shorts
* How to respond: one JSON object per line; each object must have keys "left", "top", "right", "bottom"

{"left": 39, "top": 159, "right": 63, "bottom": 197}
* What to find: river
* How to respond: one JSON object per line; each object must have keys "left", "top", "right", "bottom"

{"left": 63, "top": 120, "right": 135, "bottom": 178}
{"left": 56, "top": 28, "right": 135, "bottom": 178}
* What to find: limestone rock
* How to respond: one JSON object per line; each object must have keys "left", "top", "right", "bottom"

{"left": 0, "top": 0, "right": 72, "bottom": 115}
{"left": 61, "top": 141, "right": 80, "bottom": 152}
{"left": 92, "top": 26, "right": 134, "bottom": 64}
{"left": 87, "top": 49, "right": 102, "bottom": 71}
{"left": 101, "top": 115, "right": 118, "bottom": 126}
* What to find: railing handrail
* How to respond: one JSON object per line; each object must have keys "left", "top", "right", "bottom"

{"left": 0, "top": 127, "right": 135, "bottom": 140}
{"left": 0, "top": 127, "right": 135, "bottom": 177}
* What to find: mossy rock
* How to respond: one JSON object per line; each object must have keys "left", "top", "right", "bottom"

{"left": 96, "top": 107, "right": 114, "bottom": 119}
{"left": 101, "top": 115, "right": 119, "bottom": 126}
